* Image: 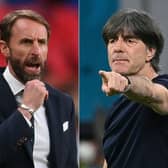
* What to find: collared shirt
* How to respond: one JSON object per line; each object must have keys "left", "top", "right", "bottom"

{"left": 3, "top": 67, "right": 50, "bottom": 168}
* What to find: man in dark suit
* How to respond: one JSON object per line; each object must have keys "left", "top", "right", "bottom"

{"left": 0, "top": 9, "right": 78, "bottom": 168}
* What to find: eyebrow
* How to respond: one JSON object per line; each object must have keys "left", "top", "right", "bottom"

{"left": 19, "top": 37, "right": 47, "bottom": 43}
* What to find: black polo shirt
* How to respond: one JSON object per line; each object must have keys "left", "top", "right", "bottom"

{"left": 103, "top": 75, "right": 168, "bottom": 168}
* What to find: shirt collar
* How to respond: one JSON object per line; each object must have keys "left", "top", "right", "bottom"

{"left": 3, "top": 66, "right": 25, "bottom": 95}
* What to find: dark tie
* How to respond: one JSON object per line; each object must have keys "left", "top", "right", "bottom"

{"left": 30, "top": 116, "right": 34, "bottom": 148}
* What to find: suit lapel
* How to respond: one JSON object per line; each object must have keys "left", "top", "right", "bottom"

{"left": 0, "top": 75, "right": 18, "bottom": 117}
{"left": 24, "top": 131, "right": 34, "bottom": 161}
{"left": 45, "top": 95, "right": 64, "bottom": 167}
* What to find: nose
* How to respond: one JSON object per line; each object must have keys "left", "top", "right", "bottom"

{"left": 31, "top": 41, "right": 40, "bottom": 55}
{"left": 113, "top": 38, "right": 125, "bottom": 51}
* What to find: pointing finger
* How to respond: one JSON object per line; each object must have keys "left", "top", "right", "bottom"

{"left": 99, "top": 70, "right": 108, "bottom": 82}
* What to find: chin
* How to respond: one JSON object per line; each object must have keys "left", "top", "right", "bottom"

{"left": 112, "top": 68, "right": 127, "bottom": 74}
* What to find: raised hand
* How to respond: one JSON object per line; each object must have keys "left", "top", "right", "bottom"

{"left": 22, "top": 79, "right": 48, "bottom": 111}
{"left": 99, "top": 70, "right": 129, "bottom": 96}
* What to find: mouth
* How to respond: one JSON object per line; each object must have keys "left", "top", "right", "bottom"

{"left": 112, "top": 59, "right": 129, "bottom": 63}
{"left": 25, "top": 63, "right": 41, "bottom": 74}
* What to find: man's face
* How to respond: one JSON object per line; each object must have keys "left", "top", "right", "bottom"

{"left": 107, "top": 34, "right": 155, "bottom": 76}
{"left": 7, "top": 18, "right": 48, "bottom": 83}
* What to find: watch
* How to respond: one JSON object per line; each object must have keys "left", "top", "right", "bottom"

{"left": 123, "top": 76, "right": 131, "bottom": 92}
{"left": 19, "top": 103, "right": 35, "bottom": 115}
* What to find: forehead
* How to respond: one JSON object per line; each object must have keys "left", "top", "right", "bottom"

{"left": 11, "top": 18, "right": 48, "bottom": 39}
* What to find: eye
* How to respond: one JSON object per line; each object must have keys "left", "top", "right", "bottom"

{"left": 20, "top": 39, "right": 33, "bottom": 45}
{"left": 109, "top": 39, "right": 116, "bottom": 44}
{"left": 126, "top": 38, "right": 138, "bottom": 46}
{"left": 38, "top": 39, "right": 47, "bottom": 45}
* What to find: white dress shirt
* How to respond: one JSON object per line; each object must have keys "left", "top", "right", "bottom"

{"left": 3, "top": 67, "right": 50, "bottom": 168}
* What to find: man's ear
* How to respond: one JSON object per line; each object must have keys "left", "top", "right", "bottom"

{"left": 146, "top": 47, "right": 156, "bottom": 62}
{"left": 0, "top": 40, "right": 10, "bottom": 58}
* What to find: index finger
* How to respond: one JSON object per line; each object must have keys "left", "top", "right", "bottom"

{"left": 99, "top": 70, "right": 108, "bottom": 82}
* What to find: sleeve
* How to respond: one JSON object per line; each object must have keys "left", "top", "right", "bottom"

{"left": 153, "top": 75, "right": 168, "bottom": 89}
{"left": 0, "top": 110, "right": 33, "bottom": 164}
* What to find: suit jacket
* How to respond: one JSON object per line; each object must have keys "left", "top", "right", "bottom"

{"left": 0, "top": 70, "right": 78, "bottom": 168}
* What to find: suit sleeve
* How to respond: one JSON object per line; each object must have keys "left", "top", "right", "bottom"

{"left": 68, "top": 99, "right": 78, "bottom": 167}
{"left": 0, "top": 110, "right": 33, "bottom": 164}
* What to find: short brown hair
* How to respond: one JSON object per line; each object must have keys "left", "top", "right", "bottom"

{"left": 0, "top": 9, "right": 50, "bottom": 42}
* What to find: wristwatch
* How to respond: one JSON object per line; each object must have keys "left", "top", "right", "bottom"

{"left": 123, "top": 76, "right": 131, "bottom": 92}
{"left": 19, "top": 103, "right": 35, "bottom": 115}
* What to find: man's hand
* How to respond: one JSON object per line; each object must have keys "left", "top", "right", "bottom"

{"left": 22, "top": 79, "right": 48, "bottom": 112}
{"left": 99, "top": 70, "right": 129, "bottom": 96}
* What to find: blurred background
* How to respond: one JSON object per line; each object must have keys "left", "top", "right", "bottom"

{"left": 80, "top": 0, "right": 168, "bottom": 167}
{"left": 0, "top": 0, "right": 78, "bottom": 124}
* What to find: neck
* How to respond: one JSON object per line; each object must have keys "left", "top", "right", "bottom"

{"left": 138, "top": 63, "right": 158, "bottom": 80}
